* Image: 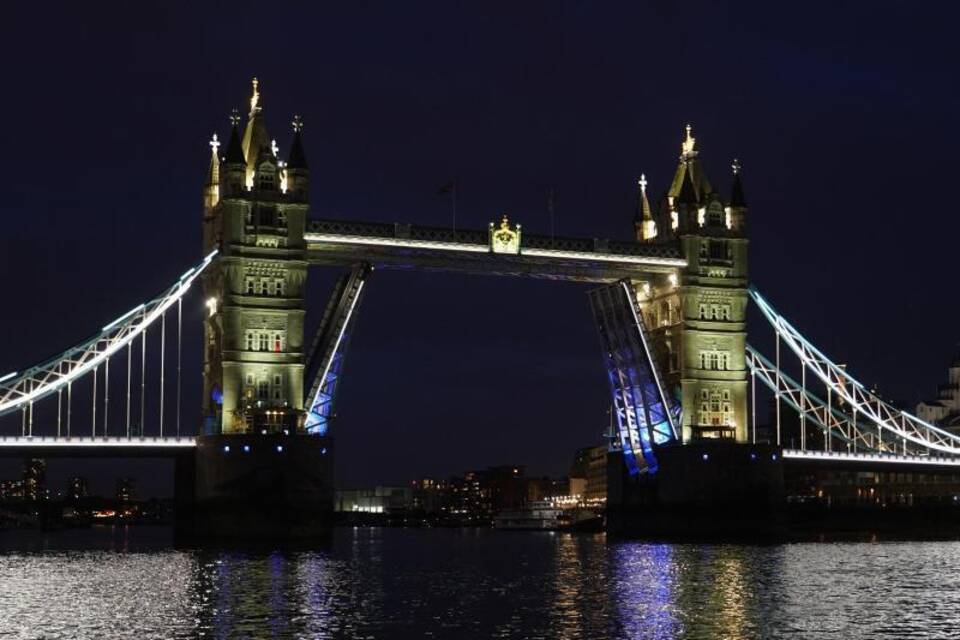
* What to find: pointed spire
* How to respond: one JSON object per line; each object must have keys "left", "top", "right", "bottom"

{"left": 249, "top": 77, "right": 261, "bottom": 117}
{"left": 287, "top": 115, "right": 308, "bottom": 169}
{"left": 223, "top": 109, "right": 246, "bottom": 165}
{"left": 635, "top": 174, "right": 652, "bottom": 222}
{"left": 242, "top": 77, "right": 271, "bottom": 186}
{"left": 669, "top": 123, "right": 711, "bottom": 203}
{"left": 729, "top": 158, "right": 746, "bottom": 207}
{"left": 681, "top": 123, "right": 697, "bottom": 159}
{"left": 635, "top": 174, "right": 657, "bottom": 241}
{"left": 205, "top": 133, "right": 221, "bottom": 185}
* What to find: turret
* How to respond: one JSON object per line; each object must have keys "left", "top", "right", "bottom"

{"left": 285, "top": 115, "right": 309, "bottom": 201}
{"left": 727, "top": 159, "right": 747, "bottom": 233}
{"left": 222, "top": 110, "right": 247, "bottom": 196}
{"left": 634, "top": 173, "right": 657, "bottom": 241}
{"left": 203, "top": 133, "right": 220, "bottom": 212}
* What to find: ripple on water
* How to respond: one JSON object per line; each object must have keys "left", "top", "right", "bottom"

{"left": 0, "top": 527, "right": 958, "bottom": 639}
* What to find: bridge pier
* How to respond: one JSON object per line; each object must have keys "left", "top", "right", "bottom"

{"left": 176, "top": 434, "right": 334, "bottom": 542}
{"left": 607, "top": 442, "right": 785, "bottom": 539}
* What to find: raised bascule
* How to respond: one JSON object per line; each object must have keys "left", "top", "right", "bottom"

{"left": 3, "top": 80, "right": 960, "bottom": 538}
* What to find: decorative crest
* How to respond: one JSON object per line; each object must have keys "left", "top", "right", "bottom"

{"left": 732, "top": 158, "right": 741, "bottom": 175}
{"left": 681, "top": 123, "right": 697, "bottom": 158}
{"left": 250, "top": 77, "right": 260, "bottom": 114}
{"left": 271, "top": 139, "right": 279, "bottom": 157}
{"left": 229, "top": 108, "right": 241, "bottom": 126}
{"left": 292, "top": 115, "right": 304, "bottom": 133}
{"left": 638, "top": 173, "right": 648, "bottom": 195}
{"left": 489, "top": 214, "right": 522, "bottom": 255}
{"left": 209, "top": 133, "right": 220, "bottom": 154}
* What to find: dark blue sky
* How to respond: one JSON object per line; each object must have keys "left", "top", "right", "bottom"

{"left": 1, "top": 2, "right": 958, "bottom": 493}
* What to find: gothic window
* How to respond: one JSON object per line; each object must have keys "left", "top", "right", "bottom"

{"left": 708, "top": 208, "right": 723, "bottom": 227}
{"left": 257, "top": 381, "right": 269, "bottom": 399}
{"left": 258, "top": 168, "right": 276, "bottom": 191}
{"left": 246, "top": 279, "right": 255, "bottom": 295}
{"left": 274, "top": 334, "right": 282, "bottom": 352}
{"left": 698, "top": 304, "right": 707, "bottom": 320}
{"left": 699, "top": 241, "right": 708, "bottom": 257}
{"left": 265, "top": 281, "right": 274, "bottom": 296}
{"left": 245, "top": 333, "right": 254, "bottom": 351}
{"left": 258, "top": 205, "right": 277, "bottom": 226}
{"left": 246, "top": 373, "right": 254, "bottom": 386}
{"left": 721, "top": 306, "right": 731, "bottom": 321}
{"left": 709, "top": 240, "right": 728, "bottom": 260}
{"left": 275, "top": 279, "right": 285, "bottom": 296}
{"left": 277, "top": 209, "right": 287, "bottom": 226}
{"left": 259, "top": 333, "right": 269, "bottom": 351}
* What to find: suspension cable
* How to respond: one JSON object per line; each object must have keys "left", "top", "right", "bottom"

{"left": 176, "top": 297, "right": 182, "bottom": 437}
{"left": 160, "top": 311, "right": 166, "bottom": 437}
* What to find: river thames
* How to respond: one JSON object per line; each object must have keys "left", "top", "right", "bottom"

{"left": 0, "top": 526, "right": 957, "bottom": 639}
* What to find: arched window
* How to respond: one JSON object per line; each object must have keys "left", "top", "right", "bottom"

{"left": 274, "top": 334, "right": 282, "bottom": 352}
{"left": 259, "top": 333, "right": 269, "bottom": 351}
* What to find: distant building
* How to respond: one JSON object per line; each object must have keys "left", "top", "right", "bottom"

{"left": 916, "top": 353, "right": 960, "bottom": 433}
{"left": 23, "top": 459, "right": 46, "bottom": 501}
{"left": 410, "top": 478, "right": 448, "bottom": 515}
{"left": 0, "top": 480, "right": 24, "bottom": 501}
{"left": 116, "top": 478, "right": 137, "bottom": 503}
{"left": 571, "top": 445, "right": 607, "bottom": 506}
{"left": 336, "top": 486, "right": 411, "bottom": 514}
{"left": 67, "top": 477, "right": 89, "bottom": 500}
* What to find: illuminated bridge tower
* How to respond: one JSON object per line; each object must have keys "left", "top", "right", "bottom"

{"left": 201, "top": 79, "right": 310, "bottom": 435}
{"left": 636, "top": 126, "right": 749, "bottom": 443}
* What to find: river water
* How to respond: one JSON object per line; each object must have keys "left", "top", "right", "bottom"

{"left": 0, "top": 526, "right": 957, "bottom": 639}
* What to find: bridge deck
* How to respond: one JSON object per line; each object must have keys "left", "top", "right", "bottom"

{"left": 782, "top": 448, "right": 960, "bottom": 472}
{"left": 305, "top": 219, "right": 685, "bottom": 282}
{"left": 0, "top": 436, "right": 197, "bottom": 457}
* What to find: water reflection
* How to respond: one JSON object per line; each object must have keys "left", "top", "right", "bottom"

{"left": 2, "top": 528, "right": 960, "bottom": 639}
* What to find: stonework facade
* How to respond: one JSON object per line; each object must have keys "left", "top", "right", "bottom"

{"left": 635, "top": 127, "right": 749, "bottom": 443}
{"left": 202, "top": 80, "right": 310, "bottom": 434}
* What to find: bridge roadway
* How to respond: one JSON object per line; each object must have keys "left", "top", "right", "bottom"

{"left": 2, "top": 435, "right": 960, "bottom": 473}
{"left": 0, "top": 436, "right": 196, "bottom": 458}
{"left": 304, "top": 219, "right": 686, "bottom": 282}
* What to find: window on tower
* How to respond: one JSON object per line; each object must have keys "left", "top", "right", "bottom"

{"left": 258, "top": 168, "right": 276, "bottom": 191}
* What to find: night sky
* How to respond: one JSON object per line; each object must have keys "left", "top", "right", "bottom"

{"left": 2, "top": 2, "right": 958, "bottom": 496}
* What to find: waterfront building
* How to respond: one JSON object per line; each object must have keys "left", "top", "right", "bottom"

{"left": 571, "top": 445, "right": 607, "bottom": 506}
{"left": 116, "top": 477, "right": 137, "bottom": 503}
{"left": 916, "top": 352, "right": 960, "bottom": 433}
{"left": 335, "top": 486, "right": 411, "bottom": 514}
{"left": 22, "top": 458, "right": 46, "bottom": 501}
{"left": 67, "top": 476, "right": 89, "bottom": 500}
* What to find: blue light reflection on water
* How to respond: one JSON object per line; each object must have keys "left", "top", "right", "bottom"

{"left": 1, "top": 527, "right": 960, "bottom": 639}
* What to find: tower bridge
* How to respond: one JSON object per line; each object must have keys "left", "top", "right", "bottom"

{"left": 2, "top": 80, "right": 958, "bottom": 538}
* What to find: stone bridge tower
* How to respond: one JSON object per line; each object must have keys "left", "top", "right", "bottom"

{"left": 201, "top": 79, "right": 310, "bottom": 435}
{"left": 635, "top": 126, "right": 749, "bottom": 443}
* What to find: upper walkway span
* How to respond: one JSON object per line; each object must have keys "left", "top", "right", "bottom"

{"left": 305, "top": 218, "right": 686, "bottom": 282}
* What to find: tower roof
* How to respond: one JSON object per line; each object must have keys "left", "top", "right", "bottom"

{"left": 223, "top": 110, "right": 246, "bottom": 165}
{"left": 668, "top": 124, "right": 712, "bottom": 203}
{"left": 287, "top": 115, "right": 308, "bottom": 170}
{"left": 675, "top": 165, "right": 700, "bottom": 205}
{"left": 729, "top": 158, "right": 747, "bottom": 207}
{"left": 242, "top": 77, "right": 272, "bottom": 177}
